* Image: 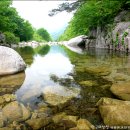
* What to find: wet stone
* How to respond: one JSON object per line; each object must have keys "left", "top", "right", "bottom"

{"left": 26, "top": 117, "right": 52, "bottom": 130}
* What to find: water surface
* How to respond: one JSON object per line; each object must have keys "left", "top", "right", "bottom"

{"left": 13, "top": 45, "right": 130, "bottom": 124}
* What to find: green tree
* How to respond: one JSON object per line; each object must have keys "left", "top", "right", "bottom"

{"left": 4, "top": 32, "right": 20, "bottom": 45}
{"left": 0, "top": 0, "right": 34, "bottom": 43}
{"left": 58, "top": 0, "right": 129, "bottom": 41}
{"left": 37, "top": 28, "right": 52, "bottom": 42}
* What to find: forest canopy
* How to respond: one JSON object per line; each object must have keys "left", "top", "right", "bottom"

{"left": 50, "top": 0, "right": 130, "bottom": 41}
{"left": 0, "top": 0, "right": 51, "bottom": 44}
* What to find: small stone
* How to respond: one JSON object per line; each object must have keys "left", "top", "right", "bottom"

{"left": 52, "top": 112, "right": 66, "bottom": 124}
{"left": 31, "top": 112, "right": 38, "bottom": 119}
{"left": 69, "top": 127, "right": 78, "bottom": 130}
{"left": 77, "top": 119, "right": 95, "bottom": 130}
{"left": 26, "top": 117, "right": 51, "bottom": 130}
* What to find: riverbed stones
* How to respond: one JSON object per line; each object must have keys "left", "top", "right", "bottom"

{"left": 97, "top": 97, "right": 130, "bottom": 126}
{"left": 26, "top": 117, "right": 52, "bottom": 130}
{"left": 110, "top": 81, "right": 130, "bottom": 100}
{"left": 2, "top": 101, "right": 31, "bottom": 123}
{"left": 0, "top": 46, "right": 26, "bottom": 75}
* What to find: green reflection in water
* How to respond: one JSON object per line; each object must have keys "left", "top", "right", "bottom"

{"left": 16, "top": 45, "right": 50, "bottom": 65}
{"left": 35, "top": 45, "right": 50, "bottom": 56}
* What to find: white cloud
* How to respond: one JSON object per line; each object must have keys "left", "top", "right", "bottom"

{"left": 12, "top": 1, "right": 73, "bottom": 33}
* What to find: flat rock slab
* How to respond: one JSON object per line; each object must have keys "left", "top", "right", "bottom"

{"left": 0, "top": 46, "right": 26, "bottom": 75}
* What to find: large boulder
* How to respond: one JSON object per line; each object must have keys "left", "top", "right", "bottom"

{"left": 110, "top": 81, "right": 130, "bottom": 101}
{"left": 0, "top": 46, "right": 26, "bottom": 75}
{"left": 97, "top": 97, "right": 130, "bottom": 126}
{"left": 67, "top": 35, "right": 88, "bottom": 47}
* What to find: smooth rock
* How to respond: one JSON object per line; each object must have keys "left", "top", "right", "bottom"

{"left": 77, "top": 119, "right": 95, "bottom": 130}
{"left": 0, "top": 46, "right": 26, "bottom": 75}
{"left": 52, "top": 112, "right": 66, "bottom": 124}
{"left": 61, "top": 115, "right": 78, "bottom": 128}
{"left": 2, "top": 101, "right": 31, "bottom": 122}
{"left": 97, "top": 97, "right": 130, "bottom": 126}
{"left": 26, "top": 117, "right": 51, "bottom": 130}
{"left": 110, "top": 81, "right": 130, "bottom": 100}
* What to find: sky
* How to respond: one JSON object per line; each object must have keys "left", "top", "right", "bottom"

{"left": 12, "top": 1, "right": 74, "bottom": 34}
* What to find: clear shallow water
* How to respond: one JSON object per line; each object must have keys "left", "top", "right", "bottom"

{"left": 15, "top": 46, "right": 79, "bottom": 107}
{"left": 1, "top": 45, "right": 130, "bottom": 125}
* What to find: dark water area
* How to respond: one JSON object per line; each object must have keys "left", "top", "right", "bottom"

{"left": 7, "top": 45, "right": 130, "bottom": 126}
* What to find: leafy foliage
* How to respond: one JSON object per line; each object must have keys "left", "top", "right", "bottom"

{"left": 48, "top": 0, "right": 84, "bottom": 16}
{"left": 4, "top": 32, "right": 19, "bottom": 45}
{"left": 35, "top": 45, "right": 50, "bottom": 56}
{"left": 0, "top": 0, "right": 34, "bottom": 43}
{"left": 37, "top": 28, "right": 52, "bottom": 42}
{"left": 58, "top": 0, "right": 129, "bottom": 41}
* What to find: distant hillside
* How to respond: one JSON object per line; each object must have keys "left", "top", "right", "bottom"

{"left": 50, "top": 24, "right": 67, "bottom": 41}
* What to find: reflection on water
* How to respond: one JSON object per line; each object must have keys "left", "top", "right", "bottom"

{"left": 14, "top": 45, "right": 130, "bottom": 111}
{"left": 15, "top": 46, "right": 77, "bottom": 106}
{"left": 0, "top": 72, "right": 25, "bottom": 95}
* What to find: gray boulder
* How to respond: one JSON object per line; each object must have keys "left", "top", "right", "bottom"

{"left": 0, "top": 46, "right": 26, "bottom": 75}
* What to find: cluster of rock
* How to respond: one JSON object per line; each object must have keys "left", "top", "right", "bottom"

{"left": 0, "top": 92, "right": 96, "bottom": 130}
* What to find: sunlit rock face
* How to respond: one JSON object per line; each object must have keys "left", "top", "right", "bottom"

{"left": 0, "top": 46, "right": 26, "bottom": 75}
{"left": 0, "top": 72, "right": 25, "bottom": 94}
{"left": 42, "top": 86, "right": 80, "bottom": 106}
